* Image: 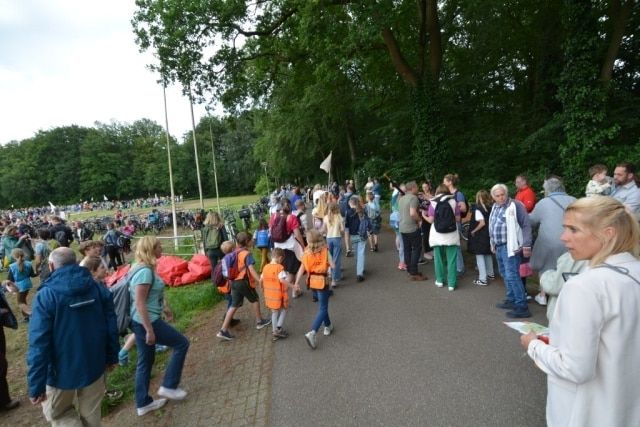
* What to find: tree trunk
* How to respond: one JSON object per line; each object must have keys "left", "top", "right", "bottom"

{"left": 426, "top": 0, "right": 442, "bottom": 81}
{"left": 345, "top": 118, "right": 357, "bottom": 182}
{"left": 600, "top": 0, "right": 633, "bottom": 82}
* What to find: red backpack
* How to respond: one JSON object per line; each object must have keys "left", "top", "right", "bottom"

{"left": 271, "top": 214, "right": 291, "bottom": 243}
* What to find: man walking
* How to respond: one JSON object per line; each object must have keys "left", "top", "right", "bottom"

{"left": 489, "top": 184, "right": 533, "bottom": 318}
{"left": 27, "top": 247, "right": 119, "bottom": 426}
{"left": 399, "top": 181, "right": 426, "bottom": 280}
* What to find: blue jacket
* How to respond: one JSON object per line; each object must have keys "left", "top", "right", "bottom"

{"left": 27, "top": 264, "right": 118, "bottom": 397}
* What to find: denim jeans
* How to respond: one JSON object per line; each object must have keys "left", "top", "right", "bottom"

{"left": 394, "top": 230, "right": 404, "bottom": 264}
{"left": 350, "top": 235, "right": 366, "bottom": 276}
{"left": 132, "top": 319, "right": 190, "bottom": 408}
{"left": 327, "top": 237, "right": 342, "bottom": 282}
{"left": 495, "top": 245, "right": 527, "bottom": 311}
{"left": 311, "top": 289, "right": 331, "bottom": 332}
{"left": 475, "top": 254, "right": 495, "bottom": 281}
{"left": 401, "top": 229, "right": 422, "bottom": 275}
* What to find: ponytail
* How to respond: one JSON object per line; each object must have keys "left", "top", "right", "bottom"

{"left": 11, "top": 248, "right": 24, "bottom": 273}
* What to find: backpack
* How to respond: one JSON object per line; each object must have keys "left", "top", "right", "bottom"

{"left": 271, "top": 214, "right": 291, "bottom": 243}
{"left": 434, "top": 196, "right": 457, "bottom": 233}
{"left": 105, "top": 230, "right": 119, "bottom": 247}
{"left": 54, "top": 230, "right": 70, "bottom": 247}
{"left": 224, "top": 249, "right": 249, "bottom": 281}
{"left": 357, "top": 213, "right": 371, "bottom": 239}
{"left": 110, "top": 265, "right": 150, "bottom": 336}
{"left": 255, "top": 229, "right": 270, "bottom": 248}
{"left": 38, "top": 240, "right": 57, "bottom": 281}
{"left": 204, "top": 226, "right": 222, "bottom": 249}
{"left": 212, "top": 260, "right": 226, "bottom": 287}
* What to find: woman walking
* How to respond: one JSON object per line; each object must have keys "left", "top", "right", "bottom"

{"left": 323, "top": 202, "right": 344, "bottom": 288}
{"left": 130, "top": 236, "right": 190, "bottom": 416}
{"left": 344, "top": 195, "right": 370, "bottom": 282}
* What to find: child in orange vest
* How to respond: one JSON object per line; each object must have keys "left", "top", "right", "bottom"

{"left": 260, "top": 248, "right": 292, "bottom": 341}
{"left": 295, "top": 229, "right": 334, "bottom": 350}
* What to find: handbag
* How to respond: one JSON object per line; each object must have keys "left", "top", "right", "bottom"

{"left": 519, "top": 262, "right": 533, "bottom": 278}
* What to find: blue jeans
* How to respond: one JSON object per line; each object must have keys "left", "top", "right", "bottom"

{"left": 132, "top": 319, "right": 190, "bottom": 408}
{"left": 327, "top": 237, "right": 342, "bottom": 282}
{"left": 475, "top": 254, "right": 494, "bottom": 281}
{"left": 350, "top": 235, "right": 366, "bottom": 276}
{"left": 311, "top": 289, "right": 331, "bottom": 332}
{"left": 495, "top": 245, "right": 527, "bottom": 311}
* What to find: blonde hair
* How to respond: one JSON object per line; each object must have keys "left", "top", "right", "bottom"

{"left": 11, "top": 248, "right": 24, "bottom": 272}
{"left": 565, "top": 197, "right": 640, "bottom": 266}
{"left": 82, "top": 256, "right": 103, "bottom": 275}
{"left": 134, "top": 235, "right": 160, "bottom": 267}
{"left": 475, "top": 190, "right": 492, "bottom": 211}
{"left": 4, "top": 225, "right": 17, "bottom": 237}
{"left": 305, "top": 229, "right": 326, "bottom": 253}
{"left": 204, "top": 211, "right": 222, "bottom": 227}
{"left": 315, "top": 197, "right": 328, "bottom": 219}
{"left": 326, "top": 202, "right": 340, "bottom": 227}
{"left": 220, "top": 240, "right": 235, "bottom": 254}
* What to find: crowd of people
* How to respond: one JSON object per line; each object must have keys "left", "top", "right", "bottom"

{"left": 1, "top": 162, "right": 640, "bottom": 425}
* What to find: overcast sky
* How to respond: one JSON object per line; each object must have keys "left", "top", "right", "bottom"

{"left": 0, "top": 0, "right": 211, "bottom": 144}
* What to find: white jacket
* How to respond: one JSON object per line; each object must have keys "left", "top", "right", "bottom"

{"left": 528, "top": 252, "right": 640, "bottom": 427}
{"left": 428, "top": 196, "right": 460, "bottom": 247}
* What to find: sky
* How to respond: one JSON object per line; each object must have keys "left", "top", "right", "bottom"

{"left": 0, "top": 0, "right": 211, "bottom": 144}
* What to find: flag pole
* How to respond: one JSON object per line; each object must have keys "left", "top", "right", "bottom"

{"left": 189, "top": 89, "right": 205, "bottom": 211}
{"left": 162, "top": 82, "right": 179, "bottom": 251}
{"left": 208, "top": 116, "right": 221, "bottom": 214}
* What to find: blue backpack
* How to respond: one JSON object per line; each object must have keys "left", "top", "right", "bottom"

{"left": 255, "top": 229, "right": 270, "bottom": 248}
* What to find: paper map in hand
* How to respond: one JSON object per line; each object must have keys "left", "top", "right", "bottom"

{"left": 504, "top": 321, "right": 549, "bottom": 336}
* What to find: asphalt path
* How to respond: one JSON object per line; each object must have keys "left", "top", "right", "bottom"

{"left": 270, "top": 229, "right": 547, "bottom": 426}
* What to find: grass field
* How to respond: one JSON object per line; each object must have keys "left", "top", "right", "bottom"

{"left": 67, "top": 195, "right": 261, "bottom": 221}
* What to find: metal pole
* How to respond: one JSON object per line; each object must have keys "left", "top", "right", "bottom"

{"left": 262, "top": 162, "right": 270, "bottom": 195}
{"left": 162, "top": 83, "right": 179, "bottom": 251}
{"left": 208, "top": 117, "right": 221, "bottom": 214}
{"left": 189, "top": 91, "right": 205, "bottom": 210}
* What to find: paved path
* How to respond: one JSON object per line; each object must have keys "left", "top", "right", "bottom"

{"left": 271, "top": 230, "right": 547, "bottom": 426}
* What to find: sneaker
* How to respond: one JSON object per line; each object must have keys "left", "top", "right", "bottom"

{"left": 424, "top": 253, "right": 434, "bottom": 261}
{"left": 230, "top": 318, "right": 241, "bottom": 327}
{"left": 435, "top": 282, "right": 444, "bottom": 288}
{"left": 330, "top": 282, "right": 337, "bottom": 289}
{"left": 274, "top": 328, "right": 289, "bottom": 338}
{"left": 158, "top": 386, "right": 187, "bottom": 400}
{"left": 256, "top": 318, "right": 272, "bottom": 330}
{"left": 323, "top": 324, "right": 334, "bottom": 336}
{"left": 448, "top": 286, "right": 455, "bottom": 292}
{"left": 473, "top": 279, "right": 488, "bottom": 286}
{"left": 216, "top": 329, "right": 235, "bottom": 341}
{"left": 417, "top": 259, "right": 427, "bottom": 265}
{"left": 535, "top": 293, "right": 547, "bottom": 306}
{"left": 409, "top": 274, "right": 427, "bottom": 281}
{"left": 487, "top": 274, "right": 496, "bottom": 280}
{"left": 137, "top": 398, "right": 167, "bottom": 416}
{"left": 398, "top": 262, "right": 407, "bottom": 270}
{"left": 506, "top": 309, "right": 532, "bottom": 319}
{"left": 496, "top": 300, "right": 514, "bottom": 310}
{"left": 118, "top": 349, "right": 129, "bottom": 366}
{"left": 356, "top": 275, "right": 365, "bottom": 282}
{"left": 304, "top": 331, "right": 317, "bottom": 349}
{"left": 155, "top": 344, "right": 168, "bottom": 353}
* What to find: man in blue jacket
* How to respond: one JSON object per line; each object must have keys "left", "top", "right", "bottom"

{"left": 27, "top": 247, "right": 118, "bottom": 425}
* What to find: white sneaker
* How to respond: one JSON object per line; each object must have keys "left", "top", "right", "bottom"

{"left": 323, "top": 324, "right": 334, "bottom": 336}
{"left": 448, "top": 287, "right": 455, "bottom": 292}
{"left": 158, "top": 386, "right": 187, "bottom": 400}
{"left": 435, "top": 282, "right": 444, "bottom": 288}
{"left": 137, "top": 398, "right": 167, "bottom": 416}
{"left": 535, "top": 293, "right": 547, "bottom": 306}
{"left": 304, "top": 331, "right": 317, "bottom": 349}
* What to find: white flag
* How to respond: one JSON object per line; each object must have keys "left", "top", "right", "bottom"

{"left": 319, "top": 151, "right": 332, "bottom": 173}
{"left": 48, "top": 201, "right": 56, "bottom": 213}
{"left": 103, "top": 195, "right": 108, "bottom": 201}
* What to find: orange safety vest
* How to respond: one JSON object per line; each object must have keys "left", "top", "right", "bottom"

{"left": 233, "top": 249, "right": 256, "bottom": 288}
{"left": 262, "top": 263, "right": 288, "bottom": 310}
{"left": 302, "top": 247, "right": 329, "bottom": 290}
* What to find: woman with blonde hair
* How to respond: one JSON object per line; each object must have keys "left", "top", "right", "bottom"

{"left": 202, "top": 211, "right": 227, "bottom": 271}
{"left": 130, "top": 236, "right": 190, "bottom": 417}
{"left": 322, "top": 202, "right": 344, "bottom": 288}
{"left": 521, "top": 197, "right": 640, "bottom": 426}
{"left": 312, "top": 195, "right": 328, "bottom": 232}
{"left": 295, "top": 229, "right": 334, "bottom": 349}
{"left": 468, "top": 190, "right": 494, "bottom": 286}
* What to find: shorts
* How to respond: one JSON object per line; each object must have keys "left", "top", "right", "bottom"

{"left": 230, "top": 279, "right": 259, "bottom": 308}
{"left": 282, "top": 249, "right": 301, "bottom": 275}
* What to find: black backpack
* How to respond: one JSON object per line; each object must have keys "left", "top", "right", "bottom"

{"left": 434, "top": 196, "right": 457, "bottom": 233}
{"left": 54, "top": 230, "right": 70, "bottom": 247}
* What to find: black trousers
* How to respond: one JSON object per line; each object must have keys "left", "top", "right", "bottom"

{"left": 402, "top": 229, "right": 422, "bottom": 276}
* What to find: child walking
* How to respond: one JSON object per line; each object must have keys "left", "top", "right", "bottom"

{"left": 5, "top": 248, "right": 36, "bottom": 322}
{"left": 253, "top": 219, "right": 270, "bottom": 273}
{"left": 261, "top": 248, "right": 291, "bottom": 341}
{"left": 295, "top": 230, "right": 334, "bottom": 350}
